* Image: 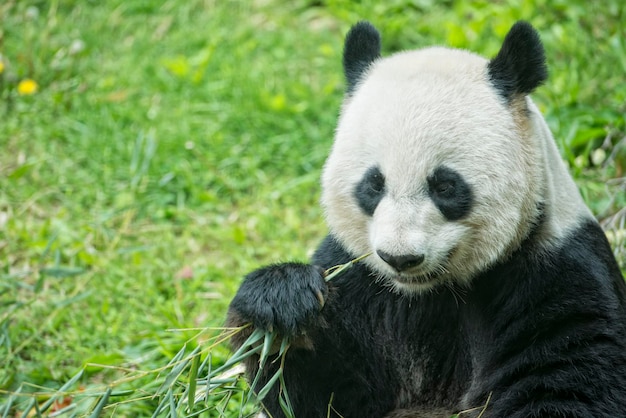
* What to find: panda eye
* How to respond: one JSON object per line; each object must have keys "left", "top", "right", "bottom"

{"left": 433, "top": 181, "right": 455, "bottom": 197}
{"left": 427, "top": 166, "right": 473, "bottom": 221}
{"left": 369, "top": 173, "right": 385, "bottom": 193}
{"left": 355, "top": 166, "right": 386, "bottom": 216}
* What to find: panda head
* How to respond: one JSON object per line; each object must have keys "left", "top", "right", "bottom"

{"left": 321, "top": 21, "right": 551, "bottom": 294}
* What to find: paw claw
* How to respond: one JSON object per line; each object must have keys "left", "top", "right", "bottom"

{"left": 315, "top": 288, "right": 325, "bottom": 308}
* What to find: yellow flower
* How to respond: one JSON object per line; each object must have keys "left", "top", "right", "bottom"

{"left": 0, "top": 60, "right": 4, "bottom": 74}
{"left": 17, "top": 78, "right": 38, "bottom": 95}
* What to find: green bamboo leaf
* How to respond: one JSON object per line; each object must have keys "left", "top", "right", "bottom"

{"left": 19, "top": 398, "right": 36, "bottom": 418}
{"left": 247, "top": 330, "right": 277, "bottom": 399}
{"left": 168, "top": 388, "right": 177, "bottom": 418}
{"left": 49, "top": 403, "right": 77, "bottom": 417}
{"left": 156, "top": 344, "right": 188, "bottom": 390}
{"left": 278, "top": 394, "right": 296, "bottom": 418}
{"left": 88, "top": 387, "right": 112, "bottom": 418}
{"left": 151, "top": 399, "right": 166, "bottom": 418}
{"left": 203, "top": 353, "right": 212, "bottom": 402}
{"left": 255, "top": 368, "right": 282, "bottom": 401}
{"left": 208, "top": 343, "right": 262, "bottom": 381}
{"left": 324, "top": 252, "right": 372, "bottom": 282}
{"left": 278, "top": 346, "right": 295, "bottom": 418}
{"left": 187, "top": 352, "right": 201, "bottom": 410}
{"left": 39, "top": 369, "right": 84, "bottom": 413}
{"left": 209, "top": 329, "right": 264, "bottom": 376}
{"left": 277, "top": 337, "right": 290, "bottom": 358}
{"left": 259, "top": 331, "right": 276, "bottom": 369}
{"left": 1, "top": 385, "right": 20, "bottom": 418}
{"left": 233, "top": 328, "right": 265, "bottom": 353}
{"left": 157, "top": 345, "right": 201, "bottom": 396}
{"left": 278, "top": 374, "right": 296, "bottom": 418}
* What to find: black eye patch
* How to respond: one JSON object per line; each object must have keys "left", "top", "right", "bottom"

{"left": 427, "top": 166, "right": 473, "bottom": 220}
{"left": 354, "top": 166, "right": 386, "bottom": 216}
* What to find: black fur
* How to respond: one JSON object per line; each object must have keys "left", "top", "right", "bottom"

{"left": 487, "top": 21, "right": 548, "bottom": 101}
{"left": 354, "top": 166, "right": 386, "bottom": 216}
{"left": 343, "top": 21, "right": 381, "bottom": 94}
{"left": 228, "top": 263, "right": 327, "bottom": 337}
{"left": 227, "top": 222, "right": 626, "bottom": 417}
{"left": 427, "top": 166, "right": 473, "bottom": 221}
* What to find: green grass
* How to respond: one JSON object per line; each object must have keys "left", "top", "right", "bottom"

{"left": 0, "top": 0, "right": 624, "bottom": 416}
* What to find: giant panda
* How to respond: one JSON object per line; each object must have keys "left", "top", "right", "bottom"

{"left": 226, "top": 21, "right": 626, "bottom": 417}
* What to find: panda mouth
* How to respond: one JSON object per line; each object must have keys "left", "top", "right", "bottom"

{"left": 372, "top": 250, "right": 455, "bottom": 292}
{"left": 379, "top": 265, "right": 447, "bottom": 289}
{"left": 381, "top": 273, "right": 442, "bottom": 294}
{"left": 381, "top": 258, "right": 453, "bottom": 291}
{"left": 395, "top": 270, "right": 444, "bottom": 285}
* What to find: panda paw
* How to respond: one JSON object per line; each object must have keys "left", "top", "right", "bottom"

{"left": 226, "top": 262, "right": 328, "bottom": 340}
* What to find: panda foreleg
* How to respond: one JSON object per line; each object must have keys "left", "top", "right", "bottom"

{"left": 225, "top": 262, "right": 331, "bottom": 410}
{"left": 226, "top": 262, "right": 329, "bottom": 339}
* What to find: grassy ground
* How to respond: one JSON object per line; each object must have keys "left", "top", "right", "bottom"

{"left": 1, "top": 0, "right": 624, "bottom": 416}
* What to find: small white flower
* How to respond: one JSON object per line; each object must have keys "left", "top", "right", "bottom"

{"left": 69, "top": 39, "right": 86, "bottom": 56}
{"left": 25, "top": 6, "right": 39, "bottom": 20}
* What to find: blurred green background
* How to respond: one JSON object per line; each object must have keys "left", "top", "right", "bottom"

{"left": 1, "top": 0, "right": 624, "bottom": 415}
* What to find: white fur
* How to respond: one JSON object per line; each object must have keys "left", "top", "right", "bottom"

{"left": 321, "top": 47, "right": 592, "bottom": 293}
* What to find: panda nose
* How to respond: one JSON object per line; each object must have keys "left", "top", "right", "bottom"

{"left": 377, "top": 250, "right": 425, "bottom": 272}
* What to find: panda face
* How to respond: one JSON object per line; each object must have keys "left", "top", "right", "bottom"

{"left": 322, "top": 40, "right": 546, "bottom": 294}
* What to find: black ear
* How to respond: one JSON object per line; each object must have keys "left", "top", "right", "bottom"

{"left": 343, "top": 21, "right": 381, "bottom": 94}
{"left": 487, "top": 21, "right": 547, "bottom": 102}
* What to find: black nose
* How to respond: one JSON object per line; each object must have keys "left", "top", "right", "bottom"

{"left": 377, "top": 250, "right": 425, "bottom": 272}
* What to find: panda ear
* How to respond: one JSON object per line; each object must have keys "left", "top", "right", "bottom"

{"left": 487, "top": 21, "right": 548, "bottom": 102}
{"left": 343, "top": 21, "right": 381, "bottom": 94}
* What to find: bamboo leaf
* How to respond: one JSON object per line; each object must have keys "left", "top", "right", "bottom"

{"left": 39, "top": 369, "right": 84, "bottom": 413}
{"left": 19, "top": 398, "right": 36, "bottom": 418}
{"left": 247, "top": 331, "right": 277, "bottom": 400}
{"left": 278, "top": 372, "right": 296, "bottom": 418}
{"left": 324, "top": 252, "right": 372, "bottom": 282}
{"left": 259, "top": 331, "right": 276, "bottom": 369}
{"left": 279, "top": 394, "right": 296, "bottom": 418}
{"left": 168, "top": 388, "right": 177, "bottom": 418}
{"left": 187, "top": 352, "right": 201, "bottom": 411}
{"left": 157, "top": 345, "right": 200, "bottom": 396}
{"left": 151, "top": 398, "right": 166, "bottom": 418}
{"left": 1, "top": 385, "right": 20, "bottom": 418}
{"left": 88, "top": 387, "right": 112, "bottom": 418}
{"left": 209, "top": 330, "right": 264, "bottom": 377}
{"left": 255, "top": 368, "right": 282, "bottom": 401}
{"left": 278, "top": 337, "right": 290, "bottom": 356}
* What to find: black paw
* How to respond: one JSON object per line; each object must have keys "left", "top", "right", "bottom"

{"left": 227, "top": 263, "right": 328, "bottom": 338}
